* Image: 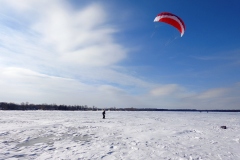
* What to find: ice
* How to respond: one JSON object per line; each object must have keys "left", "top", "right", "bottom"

{"left": 0, "top": 111, "right": 240, "bottom": 159}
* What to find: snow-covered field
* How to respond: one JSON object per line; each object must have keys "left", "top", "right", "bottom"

{"left": 0, "top": 111, "right": 240, "bottom": 160}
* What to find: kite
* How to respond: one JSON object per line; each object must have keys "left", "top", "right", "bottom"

{"left": 154, "top": 12, "right": 185, "bottom": 37}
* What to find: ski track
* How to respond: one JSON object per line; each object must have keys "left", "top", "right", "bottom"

{"left": 0, "top": 111, "right": 240, "bottom": 160}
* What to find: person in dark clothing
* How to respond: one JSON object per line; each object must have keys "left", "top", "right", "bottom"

{"left": 102, "top": 109, "right": 106, "bottom": 119}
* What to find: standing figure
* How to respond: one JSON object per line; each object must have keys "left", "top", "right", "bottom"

{"left": 102, "top": 109, "right": 106, "bottom": 119}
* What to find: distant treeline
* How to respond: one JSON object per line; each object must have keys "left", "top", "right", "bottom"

{"left": 0, "top": 102, "right": 98, "bottom": 111}
{"left": 0, "top": 102, "right": 240, "bottom": 112}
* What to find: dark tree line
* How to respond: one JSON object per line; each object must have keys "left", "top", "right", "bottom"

{"left": 0, "top": 102, "right": 98, "bottom": 111}
{"left": 1, "top": 102, "right": 240, "bottom": 112}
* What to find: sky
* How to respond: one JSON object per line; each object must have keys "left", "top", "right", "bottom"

{"left": 0, "top": 0, "right": 240, "bottom": 109}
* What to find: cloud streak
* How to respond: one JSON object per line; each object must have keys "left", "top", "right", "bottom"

{"left": 0, "top": 0, "right": 143, "bottom": 107}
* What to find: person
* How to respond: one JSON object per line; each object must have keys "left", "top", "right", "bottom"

{"left": 102, "top": 109, "right": 106, "bottom": 119}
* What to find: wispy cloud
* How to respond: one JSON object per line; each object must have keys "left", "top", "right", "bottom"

{"left": 0, "top": 0, "right": 146, "bottom": 107}
{"left": 150, "top": 84, "right": 183, "bottom": 97}
{"left": 180, "top": 84, "right": 240, "bottom": 109}
{"left": 190, "top": 49, "right": 240, "bottom": 62}
{"left": 194, "top": 88, "right": 229, "bottom": 99}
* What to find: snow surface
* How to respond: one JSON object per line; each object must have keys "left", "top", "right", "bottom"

{"left": 0, "top": 111, "right": 240, "bottom": 160}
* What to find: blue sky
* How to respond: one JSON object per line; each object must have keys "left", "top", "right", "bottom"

{"left": 0, "top": 0, "right": 240, "bottom": 109}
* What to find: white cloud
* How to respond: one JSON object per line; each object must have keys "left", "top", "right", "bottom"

{"left": 0, "top": 0, "right": 126, "bottom": 69}
{"left": 1, "top": 66, "right": 240, "bottom": 109}
{"left": 194, "top": 88, "right": 229, "bottom": 99}
{"left": 179, "top": 85, "right": 240, "bottom": 109}
{"left": 0, "top": 0, "right": 133, "bottom": 98}
{"left": 60, "top": 44, "right": 126, "bottom": 66}
{"left": 0, "top": 67, "right": 140, "bottom": 107}
{"left": 0, "top": 67, "right": 95, "bottom": 104}
{"left": 150, "top": 84, "right": 183, "bottom": 97}
{"left": 30, "top": 2, "right": 126, "bottom": 67}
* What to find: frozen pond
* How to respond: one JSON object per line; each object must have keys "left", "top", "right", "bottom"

{"left": 0, "top": 111, "right": 240, "bottom": 159}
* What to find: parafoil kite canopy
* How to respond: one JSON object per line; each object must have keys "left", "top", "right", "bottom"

{"left": 154, "top": 12, "right": 185, "bottom": 37}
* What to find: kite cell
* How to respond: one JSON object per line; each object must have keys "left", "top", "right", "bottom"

{"left": 154, "top": 12, "right": 185, "bottom": 37}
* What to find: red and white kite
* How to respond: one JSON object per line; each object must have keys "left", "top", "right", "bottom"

{"left": 154, "top": 12, "right": 185, "bottom": 37}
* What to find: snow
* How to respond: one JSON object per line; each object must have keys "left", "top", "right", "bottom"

{"left": 0, "top": 111, "right": 240, "bottom": 160}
